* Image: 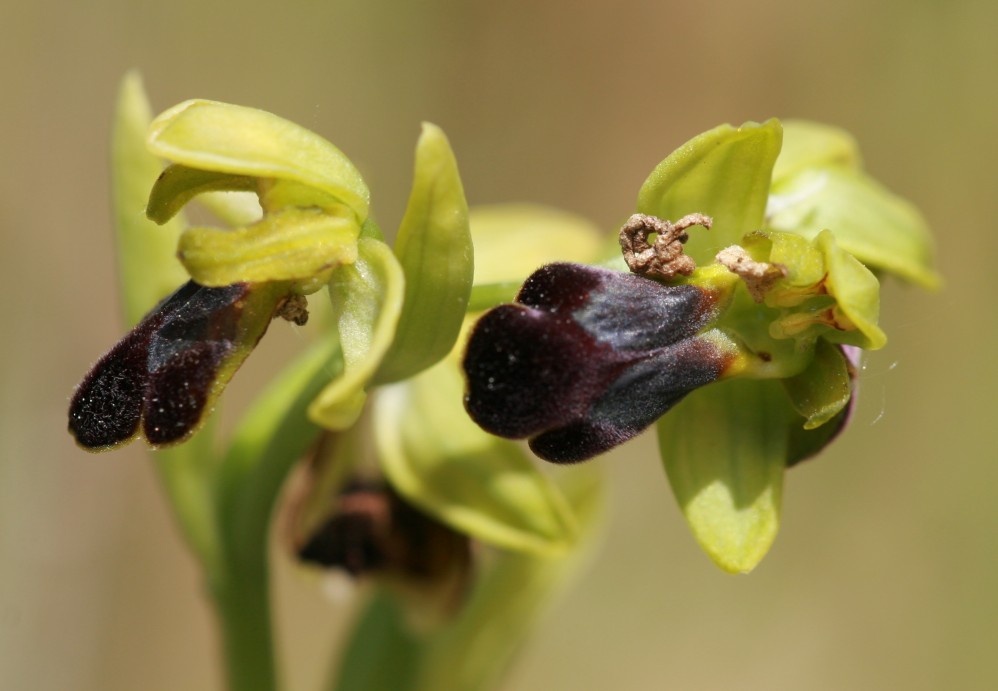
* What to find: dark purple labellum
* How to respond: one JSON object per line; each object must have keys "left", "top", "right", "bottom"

{"left": 463, "top": 263, "right": 732, "bottom": 463}
{"left": 299, "top": 481, "right": 471, "bottom": 583}
{"left": 68, "top": 280, "right": 280, "bottom": 451}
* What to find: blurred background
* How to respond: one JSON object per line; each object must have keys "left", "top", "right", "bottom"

{"left": 2, "top": 0, "right": 996, "bottom": 689}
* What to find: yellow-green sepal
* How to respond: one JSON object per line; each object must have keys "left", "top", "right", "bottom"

{"left": 373, "top": 123, "right": 473, "bottom": 384}
{"left": 308, "top": 238, "right": 405, "bottom": 430}
{"left": 374, "top": 352, "right": 578, "bottom": 555}
{"left": 112, "top": 72, "right": 190, "bottom": 326}
{"left": 637, "top": 119, "right": 783, "bottom": 266}
{"left": 147, "top": 99, "right": 370, "bottom": 222}
{"left": 771, "top": 120, "right": 861, "bottom": 181}
{"left": 177, "top": 207, "right": 360, "bottom": 287}
{"left": 658, "top": 379, "right": 792, "bottom": 573}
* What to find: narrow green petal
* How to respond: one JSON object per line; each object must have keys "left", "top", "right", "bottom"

{"left": 177, "top": 208, "right": 360, "bottom": 287}
{"left": 112, "top": 71, "right": 189, "bottom": 326}
{"left": 308, "top": 238, "right": 405, "bottom": 430}
{"left": 816, "top": 230, "right": 887, "bottom": 350}
{"left": 373, "top": 123, "right": 473, "bottom": 384}
{"left": 146, "top": 164, "right": 257, "bottom": 224}
{"left": 637, "top": 119, "right": 783, "bottom": 265}
{"left": 147, "top": 99, "right": 369, "bottom": 222}
{"left": 772, "top": 120, "right": 861, "bottom": 182}
{"left": 767, "top": 166, "right": 940, "bottom": 288}
{"left": 374, "top": 355, "right": 578, "bottom": 555}
{"left": 782, "top": 339, "right": 852, "bottom": 429}
{"left": 658, "top": 379, "right": 791, "bottom": 573}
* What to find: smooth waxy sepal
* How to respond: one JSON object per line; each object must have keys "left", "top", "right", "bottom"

{"left": 658, "top": 379, "right": 792, "bottom": 573}
{"left": 374, "top": 123, "right": 473, "bottom": 384}
{"left": 637, "top": 119, "right": 783, "bottom": 265}
{"left": 767, "top": 122, "right": 939, "bottom": 288}
{"left": 69, "top": 280, "right": 291, "bottom": 450}
{"left": 463, "top": 263, "right": 737, "bottom": 463}
{"left": 147, "top": 99, "right": 369, "bottom": 221}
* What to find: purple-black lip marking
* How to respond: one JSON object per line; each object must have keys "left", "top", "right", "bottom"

{"left": 68, "top": 280, "right": 261, "bottom": 450}
{"left": 463, "top": 263, "right": 728, "bottom": 463}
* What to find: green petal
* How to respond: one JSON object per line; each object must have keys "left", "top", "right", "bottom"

{"left": 177, "top": 208, "right": 360, "bottom": 287}
{"left": 111, "top": 72, "right": 189, "bottom": 326}
{"left": 772, "top": 120, "right": 861, "bottom": 182}
{"left": 658, "top": 379, "right": 791, "bottom": 573}
{"left": 374, "top": 354, "right": 578, "bottom": 555}
{"left": 147, "top": 99, "right": 370, "bottom": 222}
{"left": 146, "top": 164, "right": 257, "bottom": 224}
{"left": 816, "top": 230, "right": 887, "bottom": 350}
{"left": 637, "top": 119, "right": 783, "bottom": 265}
{"left": 308, "top": 238, "right": 405, "bottom": 430}
{"left": 767, "top": 166, "right": 940, "bottom": 288}
{"left": 782, "top": 339, "right": 852, "bottom": 429}
{"left": 373, "top": 123, "right": 473, "bottom": 384}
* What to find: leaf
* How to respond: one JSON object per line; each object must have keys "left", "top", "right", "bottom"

{"left": 147, "top": 99, "right": 370, "bottom": 222}
{"left": 308, "top": 238, "right": 405, "bottom": 430}
{"left": 767, "top": 166, "right": 940, "bottom": 288}
{"left": 658, "top": 379, "right": 792, "bottom": 573}
{"left": 177, "top": 208, "right": 360, "bottom": 287}
{"left": 374, "top": 353, "right": 578, "bottom": 555}
{"left": 374, "top": 123, "right": 473, "bottom": 384}
{"left": 111, "top": 71, "right": 190, "bottom": 327}
{"left": 637, "top": 119, "right": 783, "bottom": 265}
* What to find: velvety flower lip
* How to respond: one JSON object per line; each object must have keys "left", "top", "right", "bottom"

{"left": 463, "top": 262, "right": 732, "bottom": 463}
{"left": 69, "top": 280, "right": 289, "bottom": 450}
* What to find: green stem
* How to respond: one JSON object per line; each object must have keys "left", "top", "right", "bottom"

{"left": 212, "top": 567, "right": 278, "bottom": 691}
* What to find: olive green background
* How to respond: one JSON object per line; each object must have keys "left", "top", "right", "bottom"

{"left": 2, "top": 0, "right": 995, "bottom": 689}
